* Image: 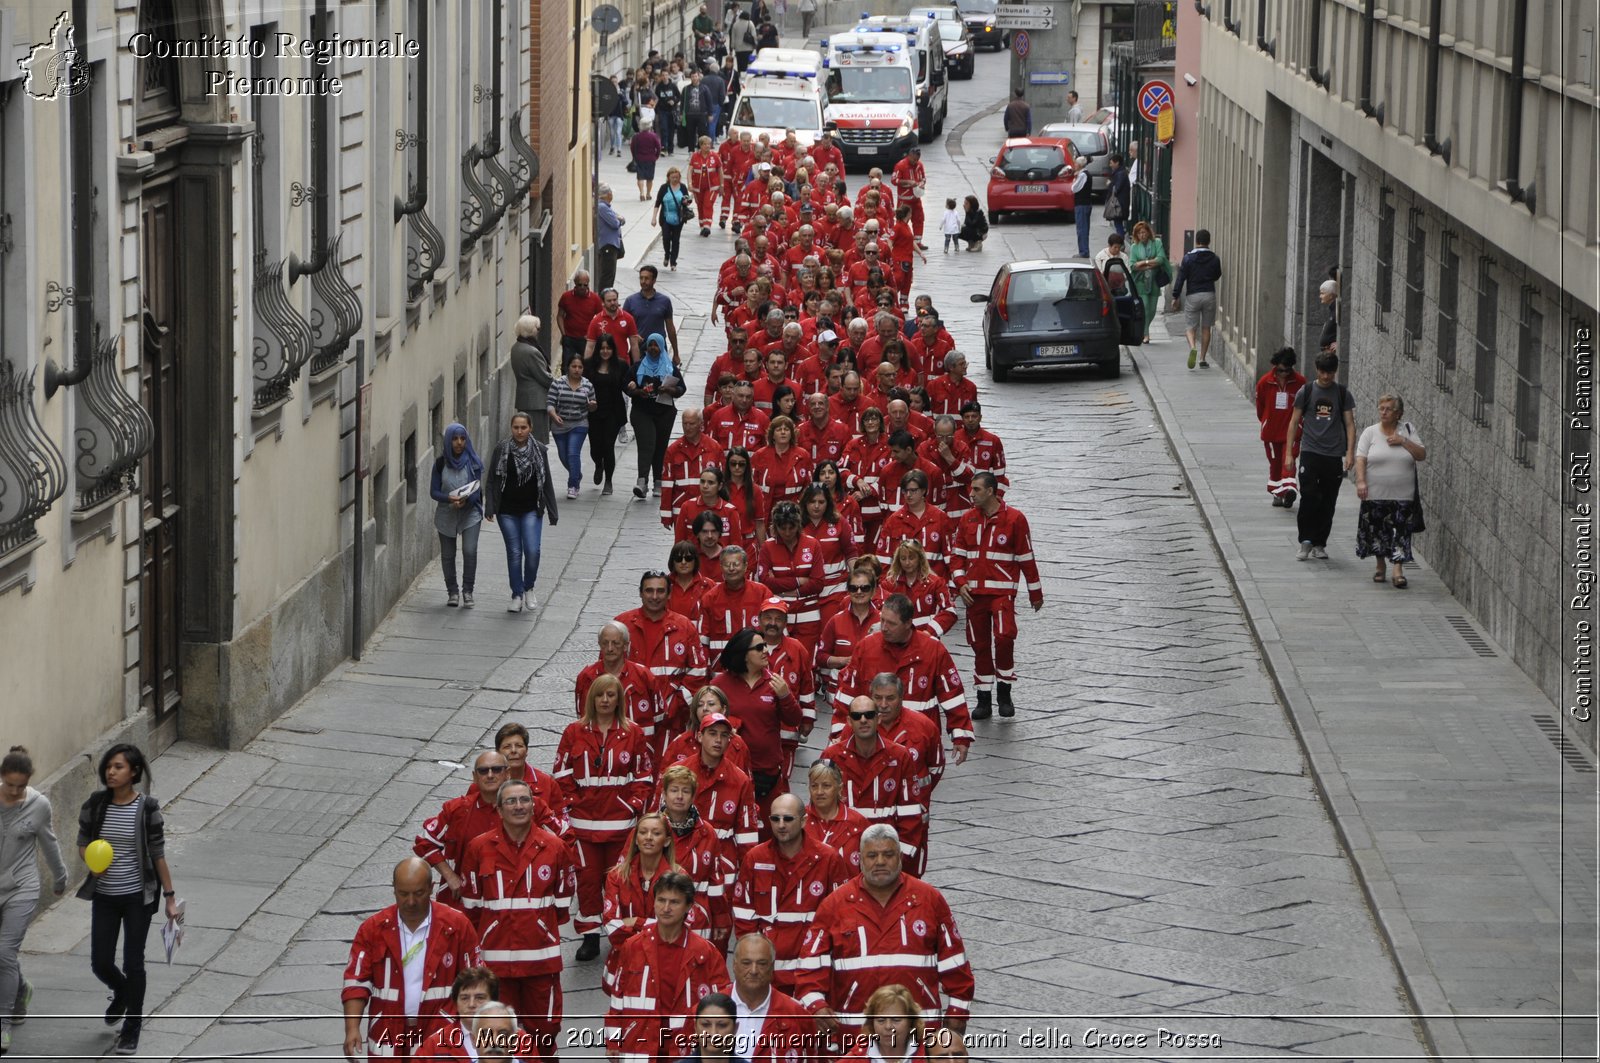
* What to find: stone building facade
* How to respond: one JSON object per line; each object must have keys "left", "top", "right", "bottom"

{"left": 1172, "top": 0, "right": 1598, "bottom": 743}
{"left": 0, "top": 1, "right": 579, "bottom": 816}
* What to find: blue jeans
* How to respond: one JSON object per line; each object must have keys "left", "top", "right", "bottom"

{"left": 496, "top": 510, "right": 544, "bottom": 597}
{"left": 553, "top": 427, "right": 589, "bottom": 490}
{"left": 1075, "top": 204, "right": 1093, "bottom": 257}
{"left": 607, "top": 116, "right": 624, "bottom": 153}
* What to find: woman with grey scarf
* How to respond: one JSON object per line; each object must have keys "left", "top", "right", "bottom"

{"left": 484, "top": 411, "right": 561, "bottom": 613}
{"left": 0, "top": 746, "right": 67, "bottom": 1055}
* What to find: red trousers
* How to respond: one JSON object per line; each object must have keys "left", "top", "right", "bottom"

{"left": 573, "top": 836, "right": 625, "bottom": 934}
{"left": 909, "top": 197, "right": 925, "bottom": 238}
{"left": 501, "top": 974, "right": 562, "bottom": 1062}
{"left": 964, "top": 593, "right": 1017, "bottom": 689}
{"left": 894, "top": 259, "right": 913, "bottom": 300}
{"left": 694, "top": 185, "right": 717, "bottom": 226}
{"left": 1263, "top": 440, "right": 1299, "bottom": 498}
{"left": 719, "top": 179, "right": 736, "bottom": 223}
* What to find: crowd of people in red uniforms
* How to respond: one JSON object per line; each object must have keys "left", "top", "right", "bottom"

{"left": 340, "top": 107, "right": 1056, "bottom": 1063}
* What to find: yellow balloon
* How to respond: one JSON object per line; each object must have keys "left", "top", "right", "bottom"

{"left": 85, "top": 839, "right": 114, "bottom": 874}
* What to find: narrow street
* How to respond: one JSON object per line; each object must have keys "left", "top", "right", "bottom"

{"left": 13, "top": 18, "right": 1591, "bottom": 1063}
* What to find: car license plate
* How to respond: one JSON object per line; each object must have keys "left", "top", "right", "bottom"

{"left": 858, "top": 146, "right": 879, "bottom": 155}
{"left": 1016, "top": 183, "right": 1048, "bottom": 193}
{"left": 1036, "top": 344, "right": 1079, "bottom": 357}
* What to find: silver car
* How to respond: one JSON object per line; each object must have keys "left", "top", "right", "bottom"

{"left": 1039, "top": 122, "right": 1112, "bottom": 200}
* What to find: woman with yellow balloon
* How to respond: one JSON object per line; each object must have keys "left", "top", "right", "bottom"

{"left": 1, "top": 745, "right": 68, "bottom": 1056}
{"left": 75, "top": 743, "right": 179, "bottom": 1057}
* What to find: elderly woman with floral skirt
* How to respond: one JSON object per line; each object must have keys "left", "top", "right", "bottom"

{"left": 1354, "top": 393, "right": 1427, "bottom": 589}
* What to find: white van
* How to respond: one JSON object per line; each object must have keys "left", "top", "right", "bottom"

{"left": 729, "top": 54, "right": 827, "bottom": 148}
{"left": 852, "top": 17, "right": 950, "bottom": 140}
{"left": 822, "top": 30, "right": 920, "bottom": 168}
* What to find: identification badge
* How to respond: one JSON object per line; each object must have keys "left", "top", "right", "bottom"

{"left": 1275, "top": 392, "right": 1289, "bottom": 410}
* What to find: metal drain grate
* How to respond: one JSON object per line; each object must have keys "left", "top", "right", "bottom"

{"left": 1445, "top": 615, "right": 1498, "bottom": 657}
{"left": 1531, "top": 714, "right": 1598, "bottom": 773}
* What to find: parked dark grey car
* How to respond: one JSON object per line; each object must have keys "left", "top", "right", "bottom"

{"left": 970, "top": 260, "right": 1144, "bottom": 380}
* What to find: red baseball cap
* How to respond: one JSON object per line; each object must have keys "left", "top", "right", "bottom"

{"left": 760, "top": 597, "right": 788, "bottom": 614}
{"left": 701, "top": 712, "right": 735, "bottom": 731}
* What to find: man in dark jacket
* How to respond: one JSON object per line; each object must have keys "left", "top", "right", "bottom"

{"left": 683, "top": 71, "right": 713, "bottom": 148}
{"left": 702, "top": 66, "right": 728, "bottom": 138}
{"left": 1171, "top": 228, "right": 1224, "bottom": 369}
{"left": 1103, "top": 153, "right": 1131, "bottom": 237}
{"left": 655, "top": 73, "right": 682, "bottom": 154}
{"left": 1002, "top": 87, "right": 1031, "bottom": 137}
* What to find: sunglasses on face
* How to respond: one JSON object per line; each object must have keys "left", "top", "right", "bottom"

{"left": 475, "top": 765, "right": 508, "bottom": 775}
{"left": 769, "top": 814, "right": 798, "bottom": 823}
{"left": 849, "top": 584, "right": 874, "bottom": 592}
{"left": 849, "top": 710, "right": 879, "bottom": 720}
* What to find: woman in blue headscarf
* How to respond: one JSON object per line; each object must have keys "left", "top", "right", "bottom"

{"left": 624, "top": 331, "right": 685, "bottom": 499}
{"left": 429, "top": 422, "right": 483, "bottom": 607}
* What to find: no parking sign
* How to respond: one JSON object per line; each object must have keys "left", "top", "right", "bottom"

{"left": 1013, "top": 30, "right": 1030, "bottom": 58}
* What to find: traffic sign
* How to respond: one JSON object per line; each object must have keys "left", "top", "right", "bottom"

{"left": 1137, "top": 79, "right": 1175, "bottom": 122}
{"left": 996, "top": 4, "right": 1055, "bottom": 29}
{"left": 590, "top": 3, "right": 622, "bottom": 35}
{"left": 1012, "top": 30, "right": 1029, "bottom": 58}
{"left": 1028, "top": 71, "right": 1071, "bottom": 85}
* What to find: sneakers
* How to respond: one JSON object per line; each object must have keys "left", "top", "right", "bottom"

{"left": 462, "top": 593, "right": 474, "bottom": 608}
{"left": 996, "top": 683, "right": 1015, "bottom": 718}
{"left": 1271, "top": 496, "right": 1286, "bottom": 508}
{"left": 970, "top": 689, "right": 992, "bottom": 720}
{"left": 524, "top": 591, "right": 539, "bottom": 609}
{"left": 1310, "top": 546, "right": 1329, "bottom": 560}
{"left": 1296, "top": 542, "right": 1313, "bottom": 561}
{"left": 567, "top": 486, "right": 578, "bottom": 499}
{"left": 447, "top": 592, "right": 459, "bottom": 607}
{"left": 701, "top": 227, "right": 711, "bottom": 237}
{"left": 114, "top": 1028, "right": 140, "bottom": 1056}
{"left": 633, "top": 478, "right": 648, "bottom": 499}
{"left": 575, "top": 932, "right": 602, "bottom": 961}
{"left": 1187, "top": 348, "right": 1198, "bottom": 369}
{"left": 507, "top": 595, "right": 524, "bottom": 613}
{"left": 105, "top": 993, "right": 126, "bottom": 1026}
{"left": 1282, "top": 489, "right": 1297, "bottom": 508}
{"left": 14, "top": 980, "right": 29, "bottom": 1025}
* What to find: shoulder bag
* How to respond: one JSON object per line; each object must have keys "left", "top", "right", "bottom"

{"left": 1405, "top": 422, "right": 1426, "bottom": 532}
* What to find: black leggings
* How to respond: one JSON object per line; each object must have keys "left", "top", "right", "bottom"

{"left": 632, "top": 401, "right": 677, "bottom": 482}
{"left": 661, "top": 222, "right": 685, "bottom": 267}
{"left": 589, "top": 408, "right": 625, "bottom": 483}
{"left": 91, "top": 892, "right": 152, "bottom": 1035}
{"left": 1296, "top": 452, "right": 1347, "bottom": 548}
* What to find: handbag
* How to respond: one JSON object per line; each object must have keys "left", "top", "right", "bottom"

{"left": 625, "top": 159, "right": 637, "bottom": 173}
{"left": 678, "top": 188, "right": 694, "bottom": 221}
{"left": 1103, "top": 191, "right": 1125, "bottom": 221}
{"left": 1152, "top": 262, "right": 1172, "bottom": 288}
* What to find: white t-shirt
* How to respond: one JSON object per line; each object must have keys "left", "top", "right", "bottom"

{"left": 398, "top": 912, "right": 432, "bottom": 1018}
{"left": 1356, "top": 422, "right": 1423, "bottom": 501}
{"left": 734, "top": 989, "right": 772, "bottom": 1059}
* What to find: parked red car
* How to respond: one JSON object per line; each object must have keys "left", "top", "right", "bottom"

{"left": 984, "top": 137, "right": 1078, "bottom": 224}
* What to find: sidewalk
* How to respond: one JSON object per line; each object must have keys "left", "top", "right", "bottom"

{"left": 1129, "top": 319, "right": 1600, "bottom": 1061}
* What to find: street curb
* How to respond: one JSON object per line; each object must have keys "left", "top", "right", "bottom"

{"left": 1127, "top": 344, "right": 1463, "bottom": 1063}
{"left": 945, "top": 95, "right": 1008, "bottom": 159}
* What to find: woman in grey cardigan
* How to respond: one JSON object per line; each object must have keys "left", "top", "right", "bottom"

{"left": 0, "top": 746, "right": 67, "bottom": 1054}
{"left": 429, "top": 422, "right": 485, "bottom": 607}
{"left": 510, "top": 314, "right": 554, "bottom": 443}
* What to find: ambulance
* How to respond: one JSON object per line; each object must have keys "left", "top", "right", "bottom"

{"left": 822, "top": 30, "right": 926, "bottom": 170}
{"left": 728, "top": 50, "right": 827, "bottom": 148}
{"left": 850, "top": 17, "right": 950, "bottom": 142}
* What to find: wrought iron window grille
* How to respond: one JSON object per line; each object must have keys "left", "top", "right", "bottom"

{"left": 73, "top": 331, "right": 155, "bottom": 509}
{"left": 0, "top": 360, "right": 68, "bottom": 555}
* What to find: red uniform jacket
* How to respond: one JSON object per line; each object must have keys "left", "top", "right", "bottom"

{"left": 1256, "top": 369, "right": 1307, "bottom": 442}
{"left": 552, "top": 720, "right": 656, "bottom": 841}
{"left": 667, "top": 750, "right": 762, "bottom": 861}
{"left": 458, "top": 826, "right": 575, "bottom": 977}
{"left": 732, "top": 832, "right": 852, "bottom": 989}
{"left": 725, "top": 484, "right": 770, "bottom": 550}
{"left": 958, "top": 425, "right": 1007, "bottom": 488}
{"left": 828, "top": 393, "right": 871, "bottom": 434}
{"left": 875, "top": 504, "right": 955, "bottom": 577}
{"left": 755, "top": 535, "right": 825, "bottom": 629}
{"left": 690, "top": 148, "right": 723, "bottom": 191}
{"left": 659, "top": 434, "right": 728, "bottom": 526}
{"left": 413, "top": 789, "right": 566, "bottom": 908}
{"left": 761, "top": 634, "right": 818, "bottom": 740}
{"left": 874, "top": 455, "right": 944, "bottom": 512}
{"left": 669, "top": 573, "right": 718, "bottom": 620}
{"left": 805, "top": 515, "right": 861, "bottom": 606}
{"left": 753, "top": 375, "right": 806, "bottom": 414}
{"left": 796, "top": 417, "right": 853, "bottom": 465}
{"left": 601, "top": 858, "right": 713, "bottom": 948}
{"left": 916, "top": 436, "right": 975, "bottom": 516}
{"left": 832, "top": 631, "right": 972, "bottom": 747}
{"left": 576, "top": 658, "right": 666, "bottom": 756}
{"left": 907, "top": 330, "right": 956, "bottom": 376}
{"left": 603, "top": 925, "right": 732, "bottom": 1063}
{"left": 795, "top": 875, "right": 974, "bottom": 1027}
{"left": 670, "top": 815, "right": 738, "bottom": 940}
{"left": 750, "top": 444, "right": 814, "bottom": 505}
{"left": 616, "top": 607, "right": 708, "bottom": 737}
{"left": 881, "top": 572, "right": 956, "bottom": 637}
{"left": 696, "top": 578, "right": 773, "bottom": 657}
{"left": 925, "top": 374, "right": 977, "bottom": 415}
{"left": 708, "top": 406, "right": 772, "bottom": 453}
{"left": 814, "top": 606, "right": 880, "bottom": 685}
{"left": 840, "top": 435, "right": 891, "bottom": 525}
{"left": 816, "top": 735, "right": 924, "bottom": 861}
{"left": 741, "top": 988, "right": 818, "bottom": 1063}
{"left": 675, "top": 496, "right": 747, "bottom": 552}
{"left": 719, "top": 140, "right": 753, "bottom": 187}
{"left": 711, "top": 670, "right": 804, "bottom": 779}
{"left": 948, "top": 502, "right": 1043, "bottom": 605}
{"left": 807, "top": 804, "right": 871, "bottom": 873}
{"left": 342, "top": 903, "right": 482, "bottom": 1058}
{"left": 880, "top": 707, "right": 945, "bottom": 802}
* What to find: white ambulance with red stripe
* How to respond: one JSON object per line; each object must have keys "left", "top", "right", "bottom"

{"left": 822, "top": 29, "right": 924, "bottom": 170}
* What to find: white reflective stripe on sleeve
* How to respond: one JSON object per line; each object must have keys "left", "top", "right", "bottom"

{"left": 770, "top": 909, "right": 813, "bottom": 923}
{"left": 369, "top": 986, "right": 401, "bottom": 1002}
{"left": 734, "top": 829, "right": 759, "bottom": 845}
{"left": 474, "top": 894, "right": 562, "bottom": 910}
{"left": 945, "top": 998, "right": 971, "bottom": 1011}
{"left": 773, "top": 954, "right": 828, "bottom": 971}
{"left": 569, "top": 816, "right": 641, "bottom": 832}
{"left": 798, "top": 991, "right": 827, "bottom": 1009}
{"left": 482, "top": 944, "right": 564, "bottom": 963}
{"left": 731, "top": 904, "right": 758, "bottom": 922}
{"left": 832, "top": 953, "right": 938, "bottom": 971}
{"left": 343, "top": 978, "right": 374, "bottom": 992}
{"left": 896, "top": 803, "right": 924, "bottom": 817}
{"left": 612, "top": 994, "right": 657, "bottom": 1010}
{"left": 422, "top": 985, "right": 454, "bottom": 1001}
{"left": 575, "top": 775, "right": 640, "bottom": 787}
{"left": 937, "top": 951, "right": 968, "bottom": 972}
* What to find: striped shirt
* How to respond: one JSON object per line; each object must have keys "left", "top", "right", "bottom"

{"left": 95, "top": 795, "right": 144, "bottom": 897}
{"left": 548, "top": 376, "right": 596, "bottom": 431}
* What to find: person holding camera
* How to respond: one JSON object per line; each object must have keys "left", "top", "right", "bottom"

{"left": 628, "top": 332, "right": 687, "bottom": 499}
